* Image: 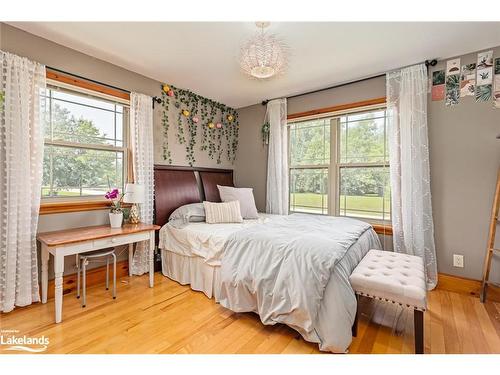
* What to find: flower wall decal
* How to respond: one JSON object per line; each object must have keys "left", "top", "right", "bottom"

{"left": 160, "top": 83, "right": 239, "bottom": 166}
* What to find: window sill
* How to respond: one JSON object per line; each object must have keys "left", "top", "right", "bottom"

{"left": 289, "top": 211, "right": 393, "bottom": 235}
{"left": 39, "top": 200, "right": 112, "bottom": 215}
{"left": 371, "top": 224, "right": 393, "bottom": 236}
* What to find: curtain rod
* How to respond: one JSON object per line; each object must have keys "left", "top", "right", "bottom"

{"left": 46, "top": 66, "right": 131, "bottom": 94}
{"left": 46, "top": 66, "right": 164, "bottom": 107}
{"left": 261, "top": 59, "right": 437, "bottom": 106}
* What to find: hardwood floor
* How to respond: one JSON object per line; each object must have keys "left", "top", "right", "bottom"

{"left": 1, "top": 272, "right": 499, "bottom": 354}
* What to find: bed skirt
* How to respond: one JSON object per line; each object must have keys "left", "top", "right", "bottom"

{"left": 161, "top": 249, "right": 222, "bottom": 301}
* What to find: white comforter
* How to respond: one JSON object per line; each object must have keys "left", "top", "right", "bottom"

{"left": 218, "top": 214, "right": 375, "bottom": 352}
{"left": 159, "top": 214, "right": 274, "bottom": 266}
{"left": 159, "top": 213, "right": 382, "bottom": 352}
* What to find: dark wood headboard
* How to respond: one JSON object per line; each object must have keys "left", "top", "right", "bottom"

{"left": 199, "top": 170, "right": 234, "bottom": 202}
{"left": 153, "top": 165, "right": 234, "bottom": 228}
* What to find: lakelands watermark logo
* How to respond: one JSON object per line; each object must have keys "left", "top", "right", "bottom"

{"left": 0, "top": 329, "right": 49, "bottom": 353}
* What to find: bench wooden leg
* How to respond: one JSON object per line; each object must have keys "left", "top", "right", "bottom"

{"left": 413, "top": 309, "right": 424, "bottom": 354}
{"left": 352, "top": 294, "right": 359, "bottom": 337}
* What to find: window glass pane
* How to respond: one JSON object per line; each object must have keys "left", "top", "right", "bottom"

{"left": 115, "top": 111, "right": 123, "bottom": 147}
{"left": 42, "top": 93, "right": 51, "bottom": 141}
{"left": 339, "top": 167, "right": 391, "bottom": 220}
{"left": 289, "top": 118, "right": 330, "bottom": 166}
{"left": 42, "top": 145, "right": 123, "bottom": 198}
{"left": 288, "top": 107, "right": 390, "bottom": 221}
{"left": 51, "top": 89, "right": 115, "bottom": 111}
{"left": 290, "top": 168, "right": 328, "bottom": 214}
{"left": 347, "top": 109, "right": 386, "bottom": 122}
{"left": 340, "top": 120, "right": 346, "bottom": 162}
{"left": 340, "top": 114, "right": 386, "bottom": 164}
{"left": 47, "top": 89, "right": 122, "bottom": 146}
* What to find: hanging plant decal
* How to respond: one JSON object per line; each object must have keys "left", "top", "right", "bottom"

{"left": 160, "top": 90, "right": 171, "bottom": 163}
{"left": 160, "top": 84, "right": 239, "bottom": 166}
{"left": 0, "top": 91, "right": 4, "bottom": 115}
{"left": 262, "top": 122, "right": 270, "bottom": 145}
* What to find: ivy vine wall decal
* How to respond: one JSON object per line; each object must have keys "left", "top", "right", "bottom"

{"left": 160, "top": 84, "right": 239, "bottom": 166}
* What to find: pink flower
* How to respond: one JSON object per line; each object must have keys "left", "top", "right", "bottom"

{"left": 167, "top": 90, "right": 174, "bottom": 97}
{"left": 105, "top": 188, "right": 119, "bottom": 200}
{"left": 216, "top": 122, "right": 222, "bottom": 129}
{"left": 192, "top": 116, "right": 199, "bottom": 123}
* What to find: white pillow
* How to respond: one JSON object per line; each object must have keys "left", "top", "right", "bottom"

{"left": 203, "top": 200, "right": 243, "bottom": 224}
{"left": 168, "top": 203, "right": 205, "bottom": 228}
{"left": 217, "top": 185, "right": 259, "bottom": 219}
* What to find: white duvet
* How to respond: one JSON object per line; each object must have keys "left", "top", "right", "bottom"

{"left": 159, "top": 214, "right": 275, "bottom": 265}
{"left": 159, "top": 213, "right": 381, "bottom": 353}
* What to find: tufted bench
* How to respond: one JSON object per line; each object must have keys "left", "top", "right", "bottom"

{"left": 349, "top": 249, "right": 427, "bottom": 354}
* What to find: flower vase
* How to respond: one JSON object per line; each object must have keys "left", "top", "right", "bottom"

{"left": 109, "top": 211, "right": 123, "bottom": 228}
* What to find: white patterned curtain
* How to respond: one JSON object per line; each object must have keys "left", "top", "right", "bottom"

{"left": 387, "top": 63, "right": 438, "bottom": 289}
{"left": 130, "top": 92, "right": 154, "bottom": 275}
{"left": 0, "top": 51, "right": 46, "bottom": 312}
{"left": 266, "top": 98, "right": 288, "bottom": 215}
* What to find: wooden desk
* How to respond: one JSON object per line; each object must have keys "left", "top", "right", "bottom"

{"left": 37, "top": 223, "right": 161, "bottom": 323}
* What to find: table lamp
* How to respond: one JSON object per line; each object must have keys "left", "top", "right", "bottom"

{"left": 123, "top": 183, "right": 144, "bottom": 224}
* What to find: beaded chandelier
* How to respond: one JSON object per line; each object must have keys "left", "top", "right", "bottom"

{"left": 240, "top": 22, "right": 289, "bottom": 80}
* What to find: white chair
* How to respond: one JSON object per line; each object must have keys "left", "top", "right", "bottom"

{"left": 350, "top": 249, "right": 427, "bottom": 354}
{"left": 76, "top": 249, "right": 117, "bottom": 307}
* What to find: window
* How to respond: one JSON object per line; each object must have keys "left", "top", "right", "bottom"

{"left": 289, "top": 118, "right": 330, "bottom": 214}
{"left": 42, "top": 84, "right": 129, "bottom": 199}
{"left": 289, "top": 106, "right": 390, "bottom": 222}
{"left": 338, "top": 109, "right": 390, "bottom": 220}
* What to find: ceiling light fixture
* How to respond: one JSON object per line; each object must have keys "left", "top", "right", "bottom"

{"left": 240, "top": 22, "right": 289, "bottom": 80}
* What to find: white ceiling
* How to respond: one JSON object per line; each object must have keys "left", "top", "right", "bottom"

{"left": 9, "top": 22, "right": 500, "bottom": 108}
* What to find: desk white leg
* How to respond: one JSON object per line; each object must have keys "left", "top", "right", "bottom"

{"left": 54, "top": 254, "right": 64, "bottom": 323}
{"left": 128, "top": 243, "right": 134, "bottom": 276}
{"left": 41, "top": 244, "right": 49, "bottom": 304}
{"left": 149, "top": 231, "right": 155, "bottom": 288}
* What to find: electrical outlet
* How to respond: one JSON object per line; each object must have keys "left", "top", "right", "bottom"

{"left": 453, "top": 254, "right": 464, "bottom": 268}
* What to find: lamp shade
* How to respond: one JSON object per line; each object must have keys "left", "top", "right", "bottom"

{"left": 123, "top": 183, "right": 144, "bottom": 204}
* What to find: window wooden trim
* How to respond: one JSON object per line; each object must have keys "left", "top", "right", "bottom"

{"left": 372, "top": 224, "right": 393, "bottom": 236}
{"left": 40, "top": 200, "right": 112, "bottom": 215}
{"left": 287, "top": 97, "right": 386, "bottom": 121}
{"left": 40, "top": 70, "right": 131, "bottom": 215}
{"left": 39, "top": 200, "right": 133, "bottom": 215}
{"left": 46, "top": 70, "right": 130, "bottom": 101}
{"left": 288, "top": 100, "right": 391, "bottom": 226}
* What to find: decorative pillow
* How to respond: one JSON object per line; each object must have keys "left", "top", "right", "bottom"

{"left": 168, "top": 203, "right": 205, "bottom": 228}
{"left": 203, "top": 200, "right": 243, "bottom": 224}
{"left": 217, "top": 185, "right": 259, "bottom": 219}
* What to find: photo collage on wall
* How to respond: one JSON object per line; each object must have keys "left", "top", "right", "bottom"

{"left": 495, "top": 57, "right": 500, "bottom": 108}
{"left": 476, "top": 50, "right": 493, "bottom": 102}
{"left": 445, "top": 58, "right": 460, "bottom": 106}
{"left": 431, "top": 70, "right": 445, "bottom": 101}
{"left": 460, "top": 63, "right": 476, "bottom": 97}
{"left": 431, "top": 49, "right": 499, "bottom": 109}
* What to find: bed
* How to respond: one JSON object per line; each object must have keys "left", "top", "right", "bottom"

{"left": 154, "top": 165, "right": 382, "bottom": 353}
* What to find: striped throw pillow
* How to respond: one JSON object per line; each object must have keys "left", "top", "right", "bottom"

{"left": 203, "top": 200, "right": 243, "bottom": 224}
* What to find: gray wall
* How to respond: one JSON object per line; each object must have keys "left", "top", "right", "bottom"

{"left": 234, "top": 104, "right": 268, "bottom": 211}
{"left": 235, "top": 51, "right": 500, "bottom": 282}
{"left": 2, "top": 22, "right": 499, "bottom": 282}
{"left": 235, "top": 76, "right": 386, "bottom": 212}
{"left": 0, "top": 23, "right": 233, "bottom": 170}
{"left": 0, "top": 23, "right": 234, "bottom": 276}
{"left": 428, "top": 47, "right": 500, "bottom": 282}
